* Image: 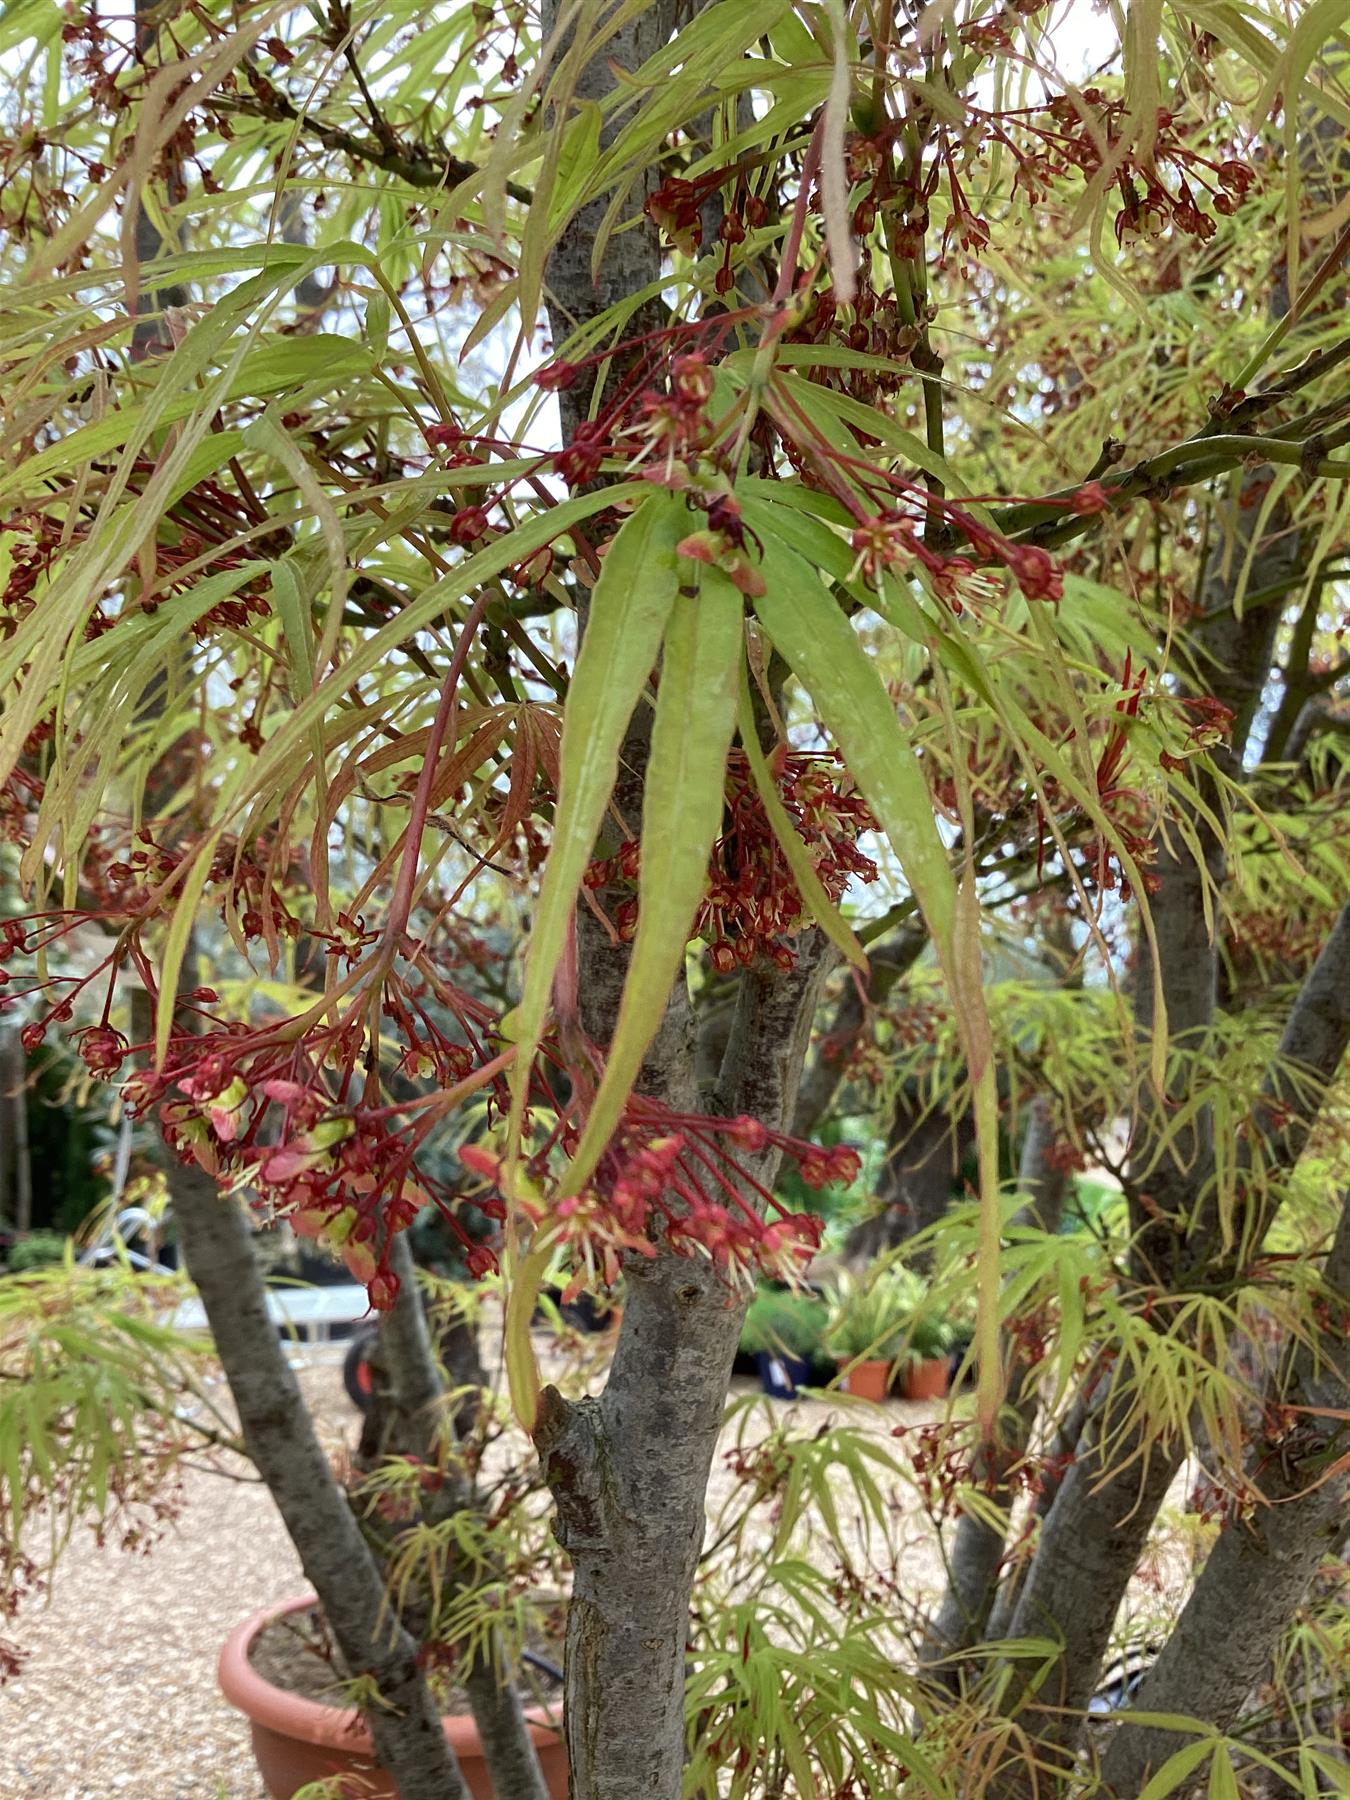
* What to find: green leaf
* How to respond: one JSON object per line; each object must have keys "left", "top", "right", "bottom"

{"left": 364, "top": 290, "right": 390, "bottom": 362}
{"left": 154, "top": 832, "right": 223, "bottom": 1068}
{"left": 1, "top": 336, "right": 373, "bottom": 498}
{"left": 1207, "top": 1747, "right": 1240, "bottom": 1800}
{"left": 269, "top": 560, "right": 317, "bottom": 703}
{"left": 750, "top": 535, "right": 957, "bottom": 961}
{"left": 561, "top": 563, "right": 745, "bottom": 1194}
{"left": 503, "top": 1233, "right": 555, "bottom": 1432}
{"left": 1137, "top": 1735, "right": 1217, "bottom": 1800}
{"left": 503, "top": 492, "right": 688, "bottom": 1132}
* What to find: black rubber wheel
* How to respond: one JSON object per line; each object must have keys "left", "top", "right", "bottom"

{"left": 342, "top": 1328, "right": 379, "bottom": 1412}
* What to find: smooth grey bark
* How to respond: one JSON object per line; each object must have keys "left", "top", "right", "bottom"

{"left": 130, "top": 0, "right": 188, "bottom": 356}
{"left": 539, "top": 0, "right": 678, "bottom": 446}
{"left": 924, "top": 1097, "right": 1071, "bottom": 1670}
{"left": 1100, "top": 1192, "right": 1350, "bottom": 1795}
{"left": 982, "top": 1385, "right": 1090, "bottom": 1647}
{"left": 374, "top": 1233, "right": 552, "bottom": 1800}
{"left": 171, "top": 1162, "right": 471, "bottom": 1800}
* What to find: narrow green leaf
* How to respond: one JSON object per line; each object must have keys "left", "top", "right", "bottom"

{"left": 1137, "top": 1736, "right": 1218, "bottom": 1800}
{"left": 503, "top": 492, "right": 688, "bottom": 1131}
{"left": 561, "top": 565, "right": 744, "bottom": 1194}
{"left": 1207, "top": 1747, "right": 1239, "bottom": 1800}
{"left": 503, "top": 1234, "right": 555, "bottom": 1432}
{"left": 751, "top": 535, "right": 957, "bottom": 959}
{"left": 269, "top": 561, "right": 316, "bottom": 702}
{"left": 364, "top": 290, "right": 390, "bottom": 362}
{"left": 154, "top": 832, "right": 222, "bottom": 1068}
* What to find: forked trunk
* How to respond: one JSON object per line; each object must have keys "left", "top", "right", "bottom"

{"left": 1099, "top": 1193, "right": 1350, "bottom": 1795}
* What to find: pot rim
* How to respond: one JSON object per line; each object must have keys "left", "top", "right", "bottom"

{"left": 218, "top": 1594, "right": 562, "bottom": 1754}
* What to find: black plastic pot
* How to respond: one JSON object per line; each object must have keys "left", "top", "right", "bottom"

{"left": 756, "top": 1350, "right": 812, "bottom": 1398}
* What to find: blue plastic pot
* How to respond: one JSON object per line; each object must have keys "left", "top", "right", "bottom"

{"left": 756, "top": 1350, "right": 811, "bottom": 1398}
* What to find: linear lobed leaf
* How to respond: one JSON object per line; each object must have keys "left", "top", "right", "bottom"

{"left": 560, "top": 562, "right": 745, "bottom": 1195}
{"left": 503, "top": 489, "right": 689, "bottom": 1135}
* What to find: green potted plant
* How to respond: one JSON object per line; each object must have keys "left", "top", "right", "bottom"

{"left": 826, "top": 1269, "right": 956, "bottom": 1402}
{"left": 824, "top": 1269, "right": 916, "bottom": 1402}
{"left": 739, "top": 1288, "right": 827, "bottom": 1398}
{"left": 897, "top": 1305, "right": 956, "bottom": 1401}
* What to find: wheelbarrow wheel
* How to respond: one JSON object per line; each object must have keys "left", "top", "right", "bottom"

{"left": 342, "top": 1327, "right": 380, "bottom": 1412}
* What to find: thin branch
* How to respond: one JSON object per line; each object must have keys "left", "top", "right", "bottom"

{"left": 220, "top": 89, "right": 533, "bottom": 205}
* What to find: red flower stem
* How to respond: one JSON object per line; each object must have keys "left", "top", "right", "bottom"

{"left": 773, "top": 116, "right": 825, "bottom": 306}
{"left": 382, "top": 590, "right": 493, "bottom": 953}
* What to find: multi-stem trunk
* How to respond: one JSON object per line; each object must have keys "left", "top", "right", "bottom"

{"left": 1099, "top": 1191, "right": 1350, "bottom": 1795}
{"left": 171, "top": 1162, "right": 472, "bottom": 1800}
{"left": 989, "top": 900, "right": 1350, "bottom": 1791}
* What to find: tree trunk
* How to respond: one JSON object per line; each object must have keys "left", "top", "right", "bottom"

{"left": 924, "top": 1097, "right": 1070, "bottom": 1670}
{"left": 375, "top": 1232, "right": 552, "bottom": 1800}
{"left": 171, "top": 1162, "right": 472, "bottom": 1800}
{"left": 1099, "top": 1193, "right": 1350, "bottom": 1796}
{"left": 534, "top": 9, "right": 836, "bottom": 1795}
{"left": 982, "top": 1385, "right": 1090, "bottom": 1646}
{"left": 537, "top": 941, "right": 832, "bottom": 1800}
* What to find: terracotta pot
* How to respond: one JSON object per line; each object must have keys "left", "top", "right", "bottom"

{"left": 839, "top": 1358, "right": 891, "bottom": 1403}
{"left": 902, "top": 1356, "right": 951, "bottom": 1402}
{"left": 219, "top": 1596, "right": 569, "bottom": 1800}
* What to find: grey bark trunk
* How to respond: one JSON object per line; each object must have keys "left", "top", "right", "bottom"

{"left": 1099, "top": 1192, "right": 1350, "bottom": 1795}
{"left": 991, "top": 899, "right": 1350, "bottom": 1788}
{"left": 537, "top": 939, "right": 833, "bottom": 1800}
{"left": 982, "top": 1386, "right": 1090, "bottom": 1646}
{"left": 374, "top": 1233, "right": 552, "bottom": 1800}
{"left": 923, "top": 1097, "right": 1070, "bottom": 1670}
{"left": 171, "top": 1162, "right": 471, "bottom": 1800}
{"left": 535, "top": 10, "right": 837, "bottom": 1797}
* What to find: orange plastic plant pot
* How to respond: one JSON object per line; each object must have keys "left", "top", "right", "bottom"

{"left": 218, "top": 1596, "right": 569, "bottom": 1800}
{"left": 902, "top": 1357, "right": 952, "bottom": 1401}
{"left": 839, "top": 1358, "right": 891, "bottom": 1402}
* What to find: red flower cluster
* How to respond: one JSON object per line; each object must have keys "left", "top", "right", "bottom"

{"left": 850, "top": 508, "right": 1064, "bottom": 607}
{"left": 121, "top": 1001, "right": 502, "bottom": 1308}
{"left": 585, "top": 750, "right": 877, "bottom": 971}
{"left": 462, "top": 1116, "right": 855, "bottom": 1295}
{"left": 980, "top": 92, "right": 1258, "bottom": 245}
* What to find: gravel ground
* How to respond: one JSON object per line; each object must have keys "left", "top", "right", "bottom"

{"left": 0, "top": 1354, "right": 349, "bottom": 1800}
{"left": 0, "top": 1337, "right": 1186, "bottom": 1800}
